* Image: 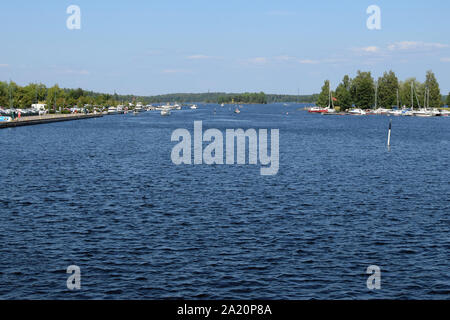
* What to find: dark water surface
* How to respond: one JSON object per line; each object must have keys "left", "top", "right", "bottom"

{"left": 0, "top": 104, "right": 449, "bottom": 299}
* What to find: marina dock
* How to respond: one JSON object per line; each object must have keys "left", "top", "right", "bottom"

{"left": 0, "top": 113, "right": 103, "bottom": 129}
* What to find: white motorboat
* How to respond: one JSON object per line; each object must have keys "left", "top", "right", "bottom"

{"left": 190, "top": 104, "right": 198, "bottom": 110}
{"left": 161, "top": 109, "right": 171, "bottom": 116}
{"left": 349, "top": 108, "right": 367, "bottom": 115}
{"left": 107, "top": 106, "right": 118, "bottom": 115}
{"left": 156, "top": 104, "right": 173, "bottom": 111}
{"left": 373, "top": 108, "right": 390, "bottom": 115}
{"left": 308, "top": 106, "right": 328, "bottom": 113}
{"left": 413, "top": 109, "right": 433, "bottom": 117}
{"left": 388, "top": 109, "right": 404, "bottom": 116}
{"left": 430, "top": 109, "right": 441, "bottom": 116}
{"left": 439, "top": 109, "right": 450, "bottom": 117}
{"left": 403, "top": 110, "right": 414, "bottom": 116}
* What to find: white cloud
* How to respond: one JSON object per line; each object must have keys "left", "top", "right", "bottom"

{"left": 0, "top": 64, "right": 9, "bottom": 68}
{"left": 361, "top": 46, "right": 380, "bottom": 53}
{"left": 274, "top": 55, "right": 296, "bottom": 62}
{"left": 298, "top": 59, "right": 320, "bottom": 64}
{"left": 247, "top": 57, "right": 268, "bottom": 65}
{"left": 440, "top": 57, "right": 450, "bottom": 62}
{"left": 352, "top": 46, "right": 381, "bottom": 54}
{"left": 388, "top": 41, "right": 449, "bottom": 51}
{"left": 187, "top": 54, "right": 214, "bottom": 60}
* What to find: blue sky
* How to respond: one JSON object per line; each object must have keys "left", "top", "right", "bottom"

{"left": 1, "top": 0, "right": 449, "bottom": 95}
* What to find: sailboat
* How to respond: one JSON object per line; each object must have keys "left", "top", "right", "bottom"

{"left": 413, "top": 86, "right": 433, "bottom": 117}
{"left": 309, "top": 83, "right": 336, "bottom": 113}
{"left": 388, "top": 88, "right": 405, "bottom": 116}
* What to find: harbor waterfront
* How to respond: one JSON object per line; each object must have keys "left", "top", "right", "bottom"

{"left": 0, "top": 113, "right": 103, "bottom": 129}
{"left": 0, "top": 103, "right": 449, "bottom": 299}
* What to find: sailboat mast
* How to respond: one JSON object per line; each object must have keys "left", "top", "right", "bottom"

{"left": 9, "top": 81, "right": 13, "bottom": 109}
{"left": 411, "top": 82, "right": 414, "bottom": 110}
{"left": 396, "top": 89, "right": 399, "bottom": 108}
{"left": 424, "top": 87, "right": 426, "bottom": 109}
{"left": 328, "top": 81, "right": 331, "bottom": 108}
{"left": 375, "top": 81, "right": 378, "bottom": 109}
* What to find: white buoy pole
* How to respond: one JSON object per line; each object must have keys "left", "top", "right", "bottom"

{"left": 387, "top": 120, "right": 392, "bottom": 147}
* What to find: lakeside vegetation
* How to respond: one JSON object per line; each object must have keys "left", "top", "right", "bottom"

{"left": 0, "top": 80, "right": 319, "bottom": 110}
{"left": 218, "top": 92, "right": 267, "bottom": 104}
{"left": 0, "top": 75, "right": 446, "bottom": 111}
{"left": 317, "top": 70, "right": 448, "bottom": 110}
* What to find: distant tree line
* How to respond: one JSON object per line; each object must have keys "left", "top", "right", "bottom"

{"left": 217, "top": 92, "right": 267, "bottom": 104}
{"left": 267, "top": 94, "right": 318, "bottom": 103}
{"left": 145, "top": 92, "right": 317, "bottom": 104}
{"left": 0, "top": 80, "right": 148, "bottom": 110}
{"left": 317, "top": 70, "right": 447, "bottom": 110}
{"left": 0, "top": 81, "right": 320, "bottom": 109}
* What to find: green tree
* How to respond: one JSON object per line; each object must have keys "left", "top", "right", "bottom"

{"left": 350, "top": 71, "right": 375, "bottom": 109}
{"left": 424, "top": 70, "right": 441, "bottom": 108}
{"left": 377, "top": 70, "right": 399, "bottom": 109}
{"left": 8, "top": 81, "right": 20, "bottom": 108}
{"left": 446, "top": 93, "right": 450, "bottom": 107}
{"left": 0, "top": 81, "right": 8, "bottom": 107}
{"left": 18, "top": 83, "right": 40, "bottom": 108}
{"left": 334, "top": 75, "right": 352, "bottom": 110}
{"left": 316, "top": 80, "right": 330, "bottom": 108}
{"left": 47, "top": 85, "right": 63, "bottom": 111}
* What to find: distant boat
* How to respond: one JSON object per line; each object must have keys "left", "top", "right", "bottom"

{"left": 439, "top": 109, "right": 450, "bottom": 117}
{"left": 373, "top": 108, "right": 390, "bottom": 115}
{"left": 220, "top": 103, "right": 225, "bottom": 107}
{"left": 414, "top": 109, "right": 433, "bottom": 117}
{"left": 0, "top": 116, "right": 12, "bottom": 122}
{"left": 234, "top": 107, "right": 241, "bottom": 114}
{"left": 107, "top": 106, "right": 118, "bottom": 115}
{"left": 161, "top": 109, "right": 171, "bottom": 116}
{"left": 309, "top": 82, "right": 336, "bottom": 114}
{"left": 190, "top": 104, "right": 197, "bottom": 110}
{"left": 349, "top": 108, "right": 367, "bottom": 115}
{"left": 388, "top": 109, "right": 403, "bottom": 116}
{"left": 308, "top": 106, "right": 328, "bottom": 113}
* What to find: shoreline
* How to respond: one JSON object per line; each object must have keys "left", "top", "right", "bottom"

{"left": 0, "top": 113, "right": 103, "bottom": 129}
